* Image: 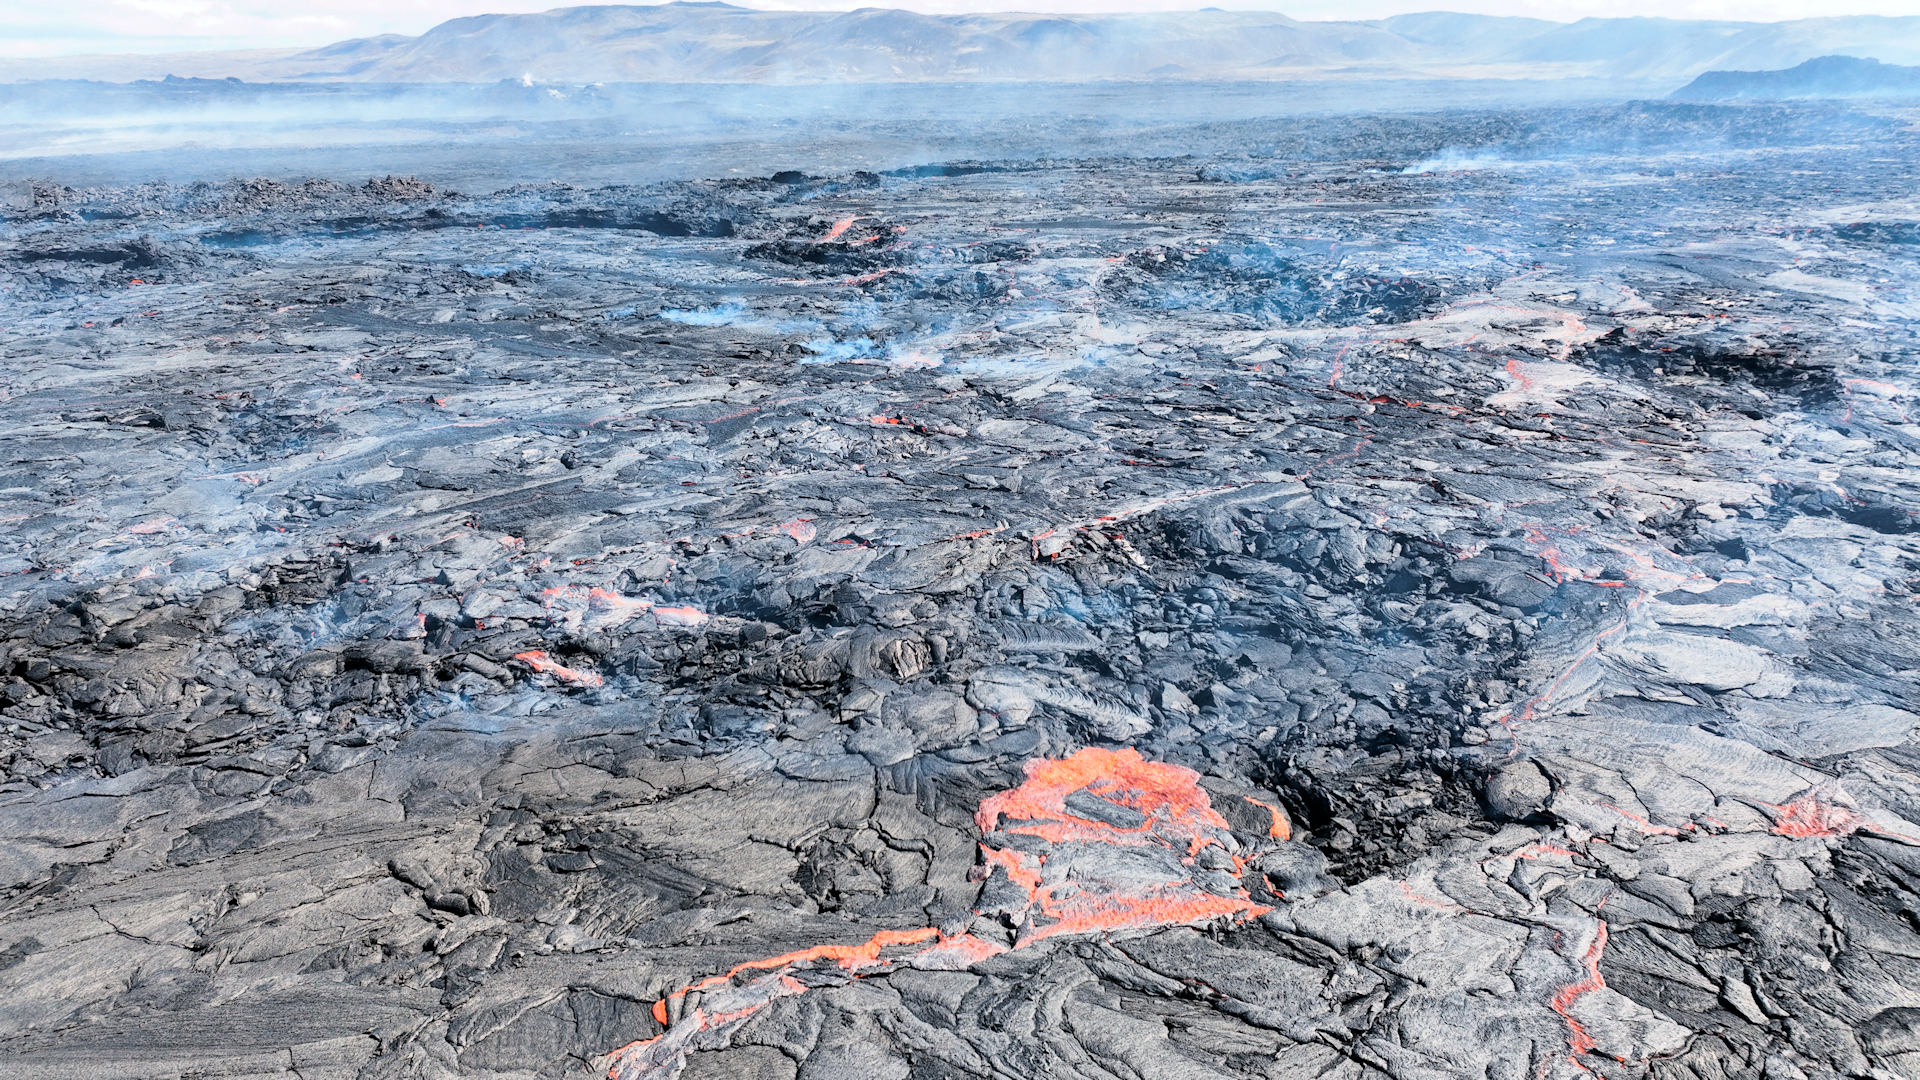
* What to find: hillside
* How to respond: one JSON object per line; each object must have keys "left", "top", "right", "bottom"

{"left": 6, "top": 4, "right": 1920, "bottom": 85}
{"left": 1673, "top": 54, "right": 1920, "bottom": 100}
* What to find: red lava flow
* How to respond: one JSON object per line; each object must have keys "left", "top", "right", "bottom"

{"left": 540, "top": 586, "right": 710, "bottom": 630}
{"left": 1766, "top": 791, "right": 1866, "bottom": 838}
{"left": 1840, "top": 377, "right": 1910, "bottom": 425}
{"left": 512, "top": 650, "right": 603, "bottom": 687}
{"left": 541, "top": 585, "right": 657, "bottom": 629}
{"left": 1327, "top": 341, "right": 1352, "bottom": 387}
{"left": 1596, "top": 802, "right": 1685, "bottom": 838}
{"left": 1548, "top": 921, "right": 1616, "bottom": 1069}
{"left": 1243, "top": 795, "right": 1293, "bottom": 840}
{"left": 975, "top": 747, "right": 1233, "bottom": 855}
{"left": 773, "top": 519, "right": 818, "bottom": 544}
{"left": 603, "top": 747, "right": 1273, "bottom": 1080}
{"left": 651, "top": 605, "right": 711, "bottom": 628}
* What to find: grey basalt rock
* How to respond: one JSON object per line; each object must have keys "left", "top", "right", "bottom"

{"left": 1484, "top": 759, "right": 1554, "bottom": 822}
{"left": 1, "top": 100, "right": 1918, "bottom": 1080}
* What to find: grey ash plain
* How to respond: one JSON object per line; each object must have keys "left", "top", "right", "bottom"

{"left": 2, "top": 97, "right": 1920, "bottom": 1080}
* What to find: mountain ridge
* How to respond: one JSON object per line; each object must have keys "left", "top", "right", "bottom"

{"left": 7, "top": 3, "right": 1920, "bottom": 85}
{"left": 1673, "top": 54, "right": 1920, "bottom": 100}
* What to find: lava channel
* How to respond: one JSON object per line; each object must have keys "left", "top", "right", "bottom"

{"left": 602, "top": 747, "right": 1275, "bottom": 1080}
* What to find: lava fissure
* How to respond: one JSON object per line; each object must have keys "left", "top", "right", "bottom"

{"left": 604, "top": 748, "right": 1275, "bottom": 1079}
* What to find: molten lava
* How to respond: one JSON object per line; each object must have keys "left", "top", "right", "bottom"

{"left": 976, "top": 746, "right": 1235, "bottom": 855}
{"left": 1548, "top": 921, "right": 1615, "bottom": 1066}
{"left": 541, "top": 585, "right": 656, "bottom": 630}
{"left": 512, "top": 650, "right": 603, "bottom": 687}
{"left": 651, "top": 605, "right": 710, "bottom": 628}
{"left": 1767, "top": 792, "right": 1865, "bottom": 839}
{"left": 1243, "top": 796, "right": 1293, "bottom": 840}
{"left": 603, "top": 747, "right": 1275, "bottom": 1080}
{"left": 539, "top": 587, "right": 710, "bottom": 631}
{"left": 773, "top": 519, "right": 817, "bottom": 544}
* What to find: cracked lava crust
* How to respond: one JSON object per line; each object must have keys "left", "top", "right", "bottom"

{"left": 2, "top": 100, "right": 1919, "bottom": 1080}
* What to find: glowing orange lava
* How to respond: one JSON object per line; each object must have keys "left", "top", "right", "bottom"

{"left": 979, "top": 843, "right": 1044, "bottom": 892}
{"left": 1549, "top": 922, "right": 1615, "bottom": 1067}
{"left": 773, "top": 519, "right": 817, "bottom": 544}
{"left": 541, "top": 586, "right": 656, "bottom": 629}
{"left": 1243, "top": 796, "right": 1292, "bottom": 840}
{"left": 1327, "top": 342, "right": 1350, "bottom": 388}
{"left": 604, "top": 747, "right": 1275, "bottom": 1080}
{"left": 512, "top": 650, "right": 603, "bottom": 687}
{"left": 976, "top": 747, "right": 1233, "bottom": 855}
{"left": 652, "top": 605, "right": 710, "bottom": 627}
{"left": 1505, "top": 357, "right": 1533, "bottom": 392}
{"left": 843, "top": 268, "right": 899, "bottom": 286}
{"left": 538, "top": 587, "right": 710, "bottom": 633}
{"left": 1766, "top": 792, "right": 1865, "bottom": 838}
{"left": 666, "top": 926, "right": 941, "bottom": 1007}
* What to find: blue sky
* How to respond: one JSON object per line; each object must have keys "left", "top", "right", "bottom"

{"left": 4, "top": 0, "right": 1919, "bottom": 58}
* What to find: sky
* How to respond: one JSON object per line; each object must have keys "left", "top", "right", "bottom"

{"left": 4, "top": 0, "right": 1920, "bottom": 58}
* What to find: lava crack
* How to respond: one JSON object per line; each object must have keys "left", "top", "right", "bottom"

{"left": 603, "top": 747, "right": 1275, "bottom": 1080}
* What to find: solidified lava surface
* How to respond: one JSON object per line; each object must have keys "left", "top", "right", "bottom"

{"left": 2, "top": 103, "right": 1919, "bottom": 1080}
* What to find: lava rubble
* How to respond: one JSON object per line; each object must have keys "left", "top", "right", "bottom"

{"left": 2, "top": 105, "right": 1920, "bottom": 1080}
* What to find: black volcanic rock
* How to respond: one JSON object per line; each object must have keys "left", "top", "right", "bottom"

{"left": 0, "top": 101, "right": 1918, "bottom": 1080}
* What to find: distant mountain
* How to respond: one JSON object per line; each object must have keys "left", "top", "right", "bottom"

{"left": 1672, "top": 54, "right": 1920, "bottom": 100}
{"left": 269, "top": 5, "right": 1416, "bottom": 83}
{"left": 8, "top": 4, "right": 1920, "bottom": 85}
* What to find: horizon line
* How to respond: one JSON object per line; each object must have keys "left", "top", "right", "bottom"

{"left": 5, "top": 1, "right": 1916, "bottom": 63}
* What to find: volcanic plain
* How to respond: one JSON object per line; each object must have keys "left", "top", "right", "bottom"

{"left": 2, "top": 101, "right": 1919, "bottom": 1080}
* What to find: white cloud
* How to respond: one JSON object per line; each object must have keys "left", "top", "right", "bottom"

{"left": 3, "top": 0, "right": 1919, "bottom": 58}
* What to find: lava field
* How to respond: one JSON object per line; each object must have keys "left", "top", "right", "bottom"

{"left": 1, "top": 102, "right": 1918, "bottom": 1080}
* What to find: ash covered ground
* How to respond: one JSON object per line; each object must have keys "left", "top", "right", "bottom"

{"left": 2, "top": 100, "right": 1920, "bottom": 1080}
